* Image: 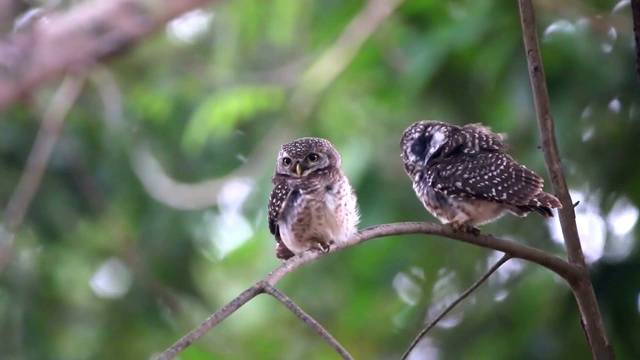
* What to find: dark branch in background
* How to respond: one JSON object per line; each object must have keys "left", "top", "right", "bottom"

{"left": 632, "top": 0, "right": 640, "bottom": 79}
{"left": 289, "top": 0, "right": 405, "bottom": 120}
{"left": 263, "top": 284, "right": 354, "bottom": 360}
{"left": 400, "top": 254, "right": 512, "bottom": 360}
{"left": 0, "top": 0, "right": 215, "bottom": 109}
{"left": 517, "top": 1, "right": 615, "bottom": 359}
{"left": 156, "top": 222, "right": 580, "bottom": 360}
{"left": 0, "top": 73, "right": 86, "bottom": 274}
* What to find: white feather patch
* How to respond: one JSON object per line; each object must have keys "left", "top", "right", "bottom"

{"left": 426, "top": 129, "right": 447, "bottom": 161}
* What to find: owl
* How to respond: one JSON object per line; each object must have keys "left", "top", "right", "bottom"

{"left": 268, "top": 137, "right": 360, "bottom": 260}
{"left": 400, "top": 120, "right": 562, "bottom": 233}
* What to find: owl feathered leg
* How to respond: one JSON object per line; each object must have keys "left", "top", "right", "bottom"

{"left": 275, "top": 240, "right": 295, "bottom": 260}
{"left": 446, "top": 205, "right": 482, "bottom": 235}
{"left": 448, "top": 221, "right": 481, "bottom": 235}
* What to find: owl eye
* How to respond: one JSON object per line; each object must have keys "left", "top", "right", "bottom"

{"left": 410, "top": 134, "right": 431, "bottom": 158}
{"left": 282, "top": 157, "right": 292, "bottom": 167}
{"left": 306, "top": 153, "right": 319, "bottom": 162}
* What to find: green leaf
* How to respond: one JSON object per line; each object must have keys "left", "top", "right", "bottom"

{"left": 182, "top": 85, "right": 285, "bottom": 153}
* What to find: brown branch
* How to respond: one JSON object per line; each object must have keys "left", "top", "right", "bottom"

{"left": 517, "top": 1, "right": 615, "bottom": 359}
{"left": 519, "top": 0, "right": 585, "bottom": 268}
{"left": 156, "top": 222, "right": 579, "bottom": 359}
{"left": 263, "top": 284, "right": 354, "bottom": 360}
{"left": 632, "top": 0, "right": 640, "bottom": 79}
{"left": 0, "top": 73, "right": 86, "bottom": 274}
{"left": 0, "top": 0, "right": 215, "bottom": 109}
{"left": 401, "top": 253, "right": 512, "bottom": 360}
{"left": 157, "top": 283, "right": 264, "bottom": 360}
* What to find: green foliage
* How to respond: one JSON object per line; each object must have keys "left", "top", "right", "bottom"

{"left": 1, "top": 0, "right": 639, "bottom": 359}
{"left": 182, "top": 85, "right": 285, "bottom": 153}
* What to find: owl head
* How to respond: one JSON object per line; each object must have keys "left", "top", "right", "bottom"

{"left": 400, "top": 120, "right": 454, "bottom": 172}
{"left": 275, "top": 137, "right": 341, "bottom": 177}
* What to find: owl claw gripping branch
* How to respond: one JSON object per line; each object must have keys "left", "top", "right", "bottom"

{"left": 268, "top": 138, "right": 360, "bottom": 260}
{"left": 400, "top": 120, "right": 562, "bottom": 233}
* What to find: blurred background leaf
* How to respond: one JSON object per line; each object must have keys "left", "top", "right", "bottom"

{"left": 182, "top": 85, "right": 285, "bottom": 153}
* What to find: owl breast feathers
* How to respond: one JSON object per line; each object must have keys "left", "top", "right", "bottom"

{"left": 268, "top": 137, "right": 359, "bottom": 260}
{"left": 400, "top": 120, "right": 562, "bottom": 232}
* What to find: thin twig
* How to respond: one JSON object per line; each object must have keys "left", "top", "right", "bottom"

{"left": 517, "top": 1, "right": 615, "bottom": 359}
{"left": 400, "top": 254, "right": 512, "bottom": 360}
{"left": 156, "top": 222, "right": 579, "bottom": 360}
{"left": 263, "top": 283, "right": 354, "bottom": 360}
{"left": 0, "top": 73, "right": 86, "bottom": 274}
{"left": 156, "top": 284, "right": 265, "bottom": 360}
{"left": 290, "top": 0, "right": 405, "bottom": 120}
{"left": 631, "top": 0, "right": 640, "bottom": 79}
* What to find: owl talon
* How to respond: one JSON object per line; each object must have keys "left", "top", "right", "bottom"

{"left": 314, "top": 241, "right": 331, "bottom": 255}
{"left": 449, "top": 222, "right": 480, "bottom": 235}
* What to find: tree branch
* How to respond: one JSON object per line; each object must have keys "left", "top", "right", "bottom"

{"left": 263, "top": 284, "right": 354, "bottom": 360}
{"left": 631, "top": 0, "right": 640, "bottom": 79}
{"left": 289, "top": 0, "right": 405, "bottom": 120}
{"left": 0, "top": 0, "right": 215, "bottom": 109}
{"left": 517, "top": 1, "right": 615, "bottom": 358}
{"left": 156, "top": 283, "right": 264, "bottom": 360}
{"left": 401, "top": 253, "right": 512, "bottom": 360}
{"left": 156, "top": 222, "right": 579, "bottom": 359}
{"left": 0, "top": 73, "right": 86, "bottom": 274}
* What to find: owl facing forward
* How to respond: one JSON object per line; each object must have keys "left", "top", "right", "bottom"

{"left": 268, "top": 137, "right": 359, "bottom": 260}
{"left": 400, "top": 120, "right": 562, "bottom": 233}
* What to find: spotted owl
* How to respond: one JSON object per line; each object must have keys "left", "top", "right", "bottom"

{"left": 268, "top": 137, "right": 360, "bottom": 260}
{"left": 400, "top": 120, "right": 562, "bottom": 233}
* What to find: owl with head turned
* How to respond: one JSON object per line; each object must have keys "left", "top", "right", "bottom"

{"left": 400, "top": 120, "right": 562, "bottom": 233}
{"left": 268, "top": 137, "right": 360, "bottom": 260}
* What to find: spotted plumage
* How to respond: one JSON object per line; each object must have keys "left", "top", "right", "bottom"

{"left": 400, "top": 120, "right": 562, "bottom": 232}
{"left": 268, "top": 137, "right": 359, "bottom": 260}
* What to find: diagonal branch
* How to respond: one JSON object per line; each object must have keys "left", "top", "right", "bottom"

{"left": 157, "top": 283, "right": 264, "bottom": 360}
{"left": 0, "top": 0, "right": 215, "bottom": 109}
{"left": 400, "top": 253, "right": 512, "bottom": 360}
{"left": 517, "top": 0, "right": 615, "bottom": 359}
{"left": 156, "top": 221, "right": 579, "bottom": 360}
{"left": 631, "top": 0, "right": 640, "bottom": 79}
{"left": 263, "top": 284, "right": 354, "bottom": 360}
{"left": 289, "top": 0, "right": 405, "bottom": 120}
{"left": 0, "top": 73, "right": 86, "bottom": 274}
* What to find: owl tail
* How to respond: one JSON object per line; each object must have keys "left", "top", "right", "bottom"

{"left": 512, "top": 191, "right": 562, "bottom": 218}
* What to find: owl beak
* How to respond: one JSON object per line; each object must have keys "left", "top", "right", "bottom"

{"left": 296, "top": 163, "right": 303, "bottom": 176}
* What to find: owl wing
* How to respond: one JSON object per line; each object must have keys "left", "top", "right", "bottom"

{"left": 267, "top": 181, "right": 296, "bottom": 259}
{"left": 268, "top": 181, "right": 290, "bottom": 236}
{"left": 427, "top": 152, "right": 544, "bottom": 206}
{"left": 460, "top": 123, "right": 507, "bottom": 151}
{"left": 430, "top": 126, "right": 506, "bottom": 161}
